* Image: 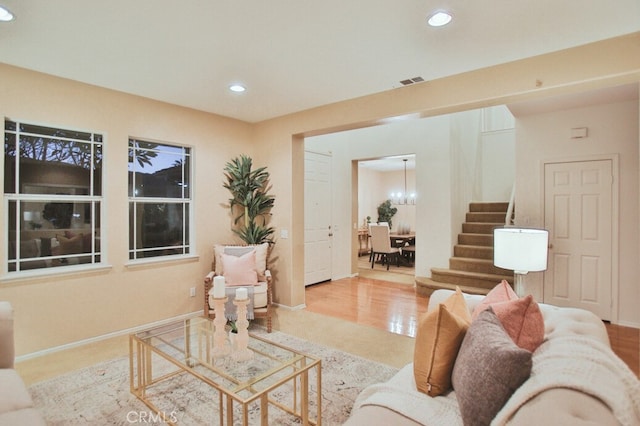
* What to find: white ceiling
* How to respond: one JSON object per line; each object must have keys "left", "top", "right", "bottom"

{"left": 0, "top": 1, "right": 639, "bottom": 123}
{"left": 360, "top": 155, "right": 416, "bottom": 172}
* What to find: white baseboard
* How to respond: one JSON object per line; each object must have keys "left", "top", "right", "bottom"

{"left": 272, "top": 302, "right": 306, "bottom": 311}
{"left": 332, "top": 273, "right": 351, "bottom": 280}
{"left": 615, "top": 319, "right": 640, "bottom": 329}
{"left": 16, "top": 310, "right": 202, "bottom": 362}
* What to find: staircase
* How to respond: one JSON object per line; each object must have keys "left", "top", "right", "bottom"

{"left": 416, "top": 202, "right": 514, "bottom": 296}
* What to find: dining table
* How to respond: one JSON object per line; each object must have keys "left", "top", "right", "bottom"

{"left": 389, "top": 232, "right": 416, "bottom": 264}
{"left": 389, "top": 232, "right": 416, "bottom": 247}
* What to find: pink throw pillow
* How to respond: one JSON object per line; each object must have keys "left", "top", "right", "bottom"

{"left": 221, "top": 251, "right": 258, "bottom": 286}
{"left": 490, "top": 295, "right": 544, "bottom": 352}
{"left": 472, "top": 280, "right": 518, "bottom": 320}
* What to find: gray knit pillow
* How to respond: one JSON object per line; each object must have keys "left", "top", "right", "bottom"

{"left": 452, "top": 308, "right": 532, "bottom": 426}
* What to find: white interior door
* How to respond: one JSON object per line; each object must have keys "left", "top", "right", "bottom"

{"left": 304, "top": 151, "right": 332, "bottom": 286}
{"left": 543, "top": 159, "right": 614, "bottom": 320}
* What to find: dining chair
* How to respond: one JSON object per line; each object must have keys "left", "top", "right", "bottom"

{"left": 367, "top": 222, "right": 387, "bottom": 262}
{"left": 402, "top": 244, "right": 416, "bottom": 264}
{"left": 369, "top": 224, "right": 401, "bottom": 270}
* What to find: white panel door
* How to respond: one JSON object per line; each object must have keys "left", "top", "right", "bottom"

{"left": 304, "top": 151, "right": 332, "bottom": 286}
{"left": 543, "top": 159, "right": 613, "bottom": 320}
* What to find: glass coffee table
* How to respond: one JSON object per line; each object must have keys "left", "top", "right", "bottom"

{"left": 129, "top": 316, "right": 322, "bottom": 425}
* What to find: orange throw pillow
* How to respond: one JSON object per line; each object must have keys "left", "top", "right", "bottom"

{"left": 490, "top": 294, "right": 544, "bottom": 352}
{"left": 472, "top": 280, "right": 518, "bottom": 320}
{"left": 414, "top": 287, "right": 471, "bottom": 396}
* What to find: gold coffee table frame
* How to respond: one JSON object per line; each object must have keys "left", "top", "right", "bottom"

{"left": 129, "top": 316, "right": 321, "bottom": 425}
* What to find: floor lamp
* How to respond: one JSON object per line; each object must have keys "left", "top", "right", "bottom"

{"left": 493, "top": 227, "right": 549, "bottom": 296}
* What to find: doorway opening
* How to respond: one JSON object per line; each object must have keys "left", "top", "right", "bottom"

{"left": 357, "top": 155, "right": 416, "bottom": 282}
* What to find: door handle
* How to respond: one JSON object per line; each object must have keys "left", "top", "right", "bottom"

{"left": 328, "top": 233, "right": 333, "bottom": 237}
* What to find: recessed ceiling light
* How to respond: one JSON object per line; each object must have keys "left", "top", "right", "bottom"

{"left": 0, "top": 5, "right": 15, "bottom": 22}
{"left": 229, "top": 84, "right": 246, "bottom": 93}
{"left": 427, "top": 11, "right": 452, "bottom": 27}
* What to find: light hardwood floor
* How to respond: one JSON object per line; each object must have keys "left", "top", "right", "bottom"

{"left": 306, "top": 274, "right": 640, "bottom": 377}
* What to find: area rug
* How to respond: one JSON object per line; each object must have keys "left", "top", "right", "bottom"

{"left": 28, "top": 328, "right": 398, "bottom": 425}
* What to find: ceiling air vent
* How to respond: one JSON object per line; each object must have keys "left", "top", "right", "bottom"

{"left": 400, "top": 76, "right": 424, "bottom": 86}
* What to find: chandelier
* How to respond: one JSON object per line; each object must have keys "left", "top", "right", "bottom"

{"left": 390, "top": 159, "right": 415, "bottom": 205}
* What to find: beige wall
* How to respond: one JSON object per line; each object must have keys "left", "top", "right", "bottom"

{"left": 0, "top": 64, "right": 254, "bottom": 355}
{"left": 1, "top": 32, "right": 640, "bottom": 356}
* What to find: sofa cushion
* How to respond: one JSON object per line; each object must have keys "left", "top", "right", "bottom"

{"left": 471, "top": 280, "right": 518, "bottom": 320}
{"left": 55, "top": 234, "right": 84, "bottom": 255}
{"left": 413, "top": 287, "right": 471, "bottom": 396}
{"left": 452, "top": 308, "right": 533, "bottom": 426}
{"left": 491, "top": 294, "right": 544, "bottom": 352}
{"left": 0, "top": 407, "right": 47, "bottom": 426}
{"left": 0, "top": 369, "right": 35, "bottom": 416}
{"left": 507, "top": 388, "right": 618, "bottom": 426}
{"left": 221, "top": 251, "right": 259, "bottom": 286}
{"left": 8, "top": 240, "right": 41, "bottom": 260}
{"left": 62, "top": 231, "right": 97, "bottom": 253}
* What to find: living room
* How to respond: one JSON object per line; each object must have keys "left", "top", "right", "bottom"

{"left": 1, "top": 2, "right": 640, "bottom": 424}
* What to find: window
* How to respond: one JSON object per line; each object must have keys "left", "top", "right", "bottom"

{"left": 4, "top": 119, "right": 103, "bottom": 273}
{"left": 128, "top": 139, "right": 191, "bottom": 260}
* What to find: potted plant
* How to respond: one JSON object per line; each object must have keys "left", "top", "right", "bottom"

{"left": 223, "top": 155, "right": 276, "bottom": 244}
{"left": 377, "top": 200, "right": 398, "bottom": 228}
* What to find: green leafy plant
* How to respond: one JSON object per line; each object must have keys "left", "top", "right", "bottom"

{"left": 223, "top": 155, "right": 276, "bottom": 244}
{"left": 377, "top": 199, "right": 398, "bottom": 228}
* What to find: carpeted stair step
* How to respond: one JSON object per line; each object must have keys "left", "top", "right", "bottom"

{"left": 430, "top": 268, "right": 513, "bottom": 290}
{"left": 462, "top": 222, "right": 502, "bottom": 234}
{"left": 466, "top": 212, "right": 507, "bottom": 223}
{"left": 458, "top": 233, "right": 493, "bottom": 247}
{"left": 469, "top": 202, "right": 509, "bottom": 213}
{"left": 449, "top": 257, "right": 513, "bottom": 276}
{"left": 453, "top": 244, "right": 494, "bottom": 260}
{"left": 415, "top": 277, "right": 509, "bottom": 297}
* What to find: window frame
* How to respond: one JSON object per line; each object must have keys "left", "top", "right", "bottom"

{"left": 3, "top": 118, "right": 105, "bottom": 277}
{"left": 127, "top": 137, "right": 193, "bottom": 263}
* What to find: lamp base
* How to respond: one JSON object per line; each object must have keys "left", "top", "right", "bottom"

{"left": 513, "top": 272, "right": 527, "bottom": 297}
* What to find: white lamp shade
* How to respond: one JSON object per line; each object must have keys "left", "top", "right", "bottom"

{"left": 493, "top": 228, "right": 549, "bottom": 273}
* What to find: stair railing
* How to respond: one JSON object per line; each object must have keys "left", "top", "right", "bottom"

{"left": 505, "top": 182, "right": 515, "bottom": 225}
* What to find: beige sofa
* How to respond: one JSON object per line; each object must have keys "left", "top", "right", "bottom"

{"left": 0, "top": 302, "right": 46, "bottom": 426}
{"left": 345, "top": 289, "right": 640, "bottom": 425}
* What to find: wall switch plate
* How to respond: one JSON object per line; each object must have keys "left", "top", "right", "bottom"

{"left": 280, "top": 229, "right": 289, "bottom": 239}
{"left": 190, "top": 287, "right": 196, "bottom": 297}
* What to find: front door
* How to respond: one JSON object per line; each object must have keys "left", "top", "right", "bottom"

{"left": 304, "top": 151, "right": 333, "bottom": 286}
{"left": 543, "top": 159, "right": 614, "bottom": 320}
